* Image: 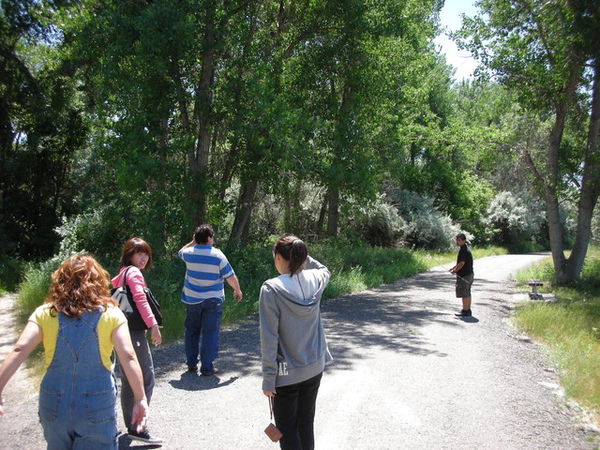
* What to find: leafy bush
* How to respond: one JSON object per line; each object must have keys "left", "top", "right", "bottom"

{"left": 243, "top": 183, "right": 328, "bottom": 244}
{"left": 56, "top": 205, "right": 133, "bottom": 261}
{"left": 351, "top": 197, "right": 405, "bottom": 247}
{"left": 55, "top": 192, "right": 190, "bottom": 263}
{"left": 16, "top": 257, "right": 62, "bottom": 321}
{"left": 484, "top": 191, "right": 547, "bottom": 251}
{"left": 393, "top": 190, "right": 464, "bottom": 250}
{"left": 482, "top": 190, "right": 579, "bottom": 252}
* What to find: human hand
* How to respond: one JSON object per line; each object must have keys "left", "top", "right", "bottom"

{"left": 263, "top": 390, "right": 276, "bottom": 398}
{"left": 150, "top": 325, "right": 162, "bottom": 346}
{"left": 234, "top": 289, "right": 243, "bottom": 303}
{"left": 131, "top": 398, "right": 149, "bottom": 433}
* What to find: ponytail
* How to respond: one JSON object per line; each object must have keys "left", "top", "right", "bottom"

{"left": 273, "top": 235, "right": 308, "bottom": 275}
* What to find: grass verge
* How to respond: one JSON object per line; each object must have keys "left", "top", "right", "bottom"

{"left": 513, "top": 247, "right": 600, "bottom": 423}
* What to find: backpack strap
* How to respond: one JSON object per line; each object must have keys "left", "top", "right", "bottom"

{"left": 120, "top": 266, "right": 133, "bottom": 288}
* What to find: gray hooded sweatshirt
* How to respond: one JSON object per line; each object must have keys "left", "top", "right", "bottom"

{"left": 259, "top": 256, "right": 332, "bottom": 392}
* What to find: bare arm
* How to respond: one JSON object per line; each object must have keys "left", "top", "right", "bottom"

{"left": 179, "top": 238, "right": 196, "bottom": 253}
{"left": 226, "top": 275, "right": 243, "bottom": 302}
{"left": 450, "top": 261, "right": 465, "bottom": 274}
{"left": 0, "top": 321, "right": 42, "bottom": 415}
{"left": 112, "top": 323, "right": 148, "bottom": 431}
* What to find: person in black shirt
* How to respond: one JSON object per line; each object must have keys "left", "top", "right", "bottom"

{"left": 449, "top": 233, "right": 474, "bottom": 317}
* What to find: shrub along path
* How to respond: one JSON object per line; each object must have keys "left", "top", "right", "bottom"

{"left": 1, "top": 254, "right": 598, "bottom": 449}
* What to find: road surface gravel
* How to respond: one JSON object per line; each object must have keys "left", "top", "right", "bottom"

{"left": 1, "top": 254, "right": 599, "bottom": 449}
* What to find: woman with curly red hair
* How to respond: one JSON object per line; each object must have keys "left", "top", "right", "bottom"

{"left": 0, "top": 254, "right": 148, "bottom": 449}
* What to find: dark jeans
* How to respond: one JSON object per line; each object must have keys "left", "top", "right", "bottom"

{"left": 120, "top": 329, "right": 154, "bottom": 428}
{"left": 184, "top": 299, "right": 223, "bottom": 374}
{"left": 273, "top": 372, "right": 323, "bottom": 450}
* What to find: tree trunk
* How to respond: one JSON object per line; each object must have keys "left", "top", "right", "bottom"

{"left": 544, "top": 100, "right": 568, "bottom": 281}
{"left": 326, "top": 185, "right": 339, "bottom": 237}
{"left": 564, "top": 59, "right": 600, "bottom": 282}
{"left": 187, "top": 3, "right": 216, "bottom": 227}
{"left": 539, "top": 58, "right": 581, "bottom": 283}
{"left": 229, "top": 178, "right": 258, "bottom": 243}
{"left": 283, "top": 181, "right": 302, "bottom": 233}
{"left": 317, "top": 196, "right": 327, "bottom": 237}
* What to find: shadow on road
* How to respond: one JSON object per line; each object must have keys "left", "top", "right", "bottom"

{"left": 152, "top": 265, "right": 522, "bottom": 389}
{"left": 118, "top": 433, "right": 162, "bottom": 449}
{"left": 168, "top": 372, "right": 238, "bottom": 391}
{"left": 153, "top": 268, "right": 481, "bottom": 383}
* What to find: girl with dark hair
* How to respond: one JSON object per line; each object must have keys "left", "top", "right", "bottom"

{"left": 112, "top": 238, "right": 163, "bottom": 444}
{"left": 260, "top": 235, "right": 331, "bottom": 450}
{"left": 0, "top": 254, "right": 148, "bottom": 449}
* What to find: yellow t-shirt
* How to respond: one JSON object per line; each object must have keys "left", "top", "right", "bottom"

{"left": 29, "top": 304, "right": 127, "bottom": 371}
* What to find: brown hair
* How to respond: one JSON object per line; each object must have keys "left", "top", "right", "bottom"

{"left": 46, "top": 254, "right": 116, "bottom": 318}
{"left": 273, "top": 234, "right": 308, "bottom": 275}
{"left": 119, "top": 237, "right": 153, "bottom": 269}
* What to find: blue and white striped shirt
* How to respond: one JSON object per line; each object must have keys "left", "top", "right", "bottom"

{"left": 179, "top": 245, "right": 235, "bottom": 304}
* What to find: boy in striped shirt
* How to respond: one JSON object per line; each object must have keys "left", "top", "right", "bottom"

{"left": 179, "top": 224, "right": 243, "bottom": 375}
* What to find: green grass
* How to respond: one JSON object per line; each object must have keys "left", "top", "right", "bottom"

{"left": 513, "top": 247, "right": 600, "bottom": 422}
{"left": 16, "top": 258, "right": 61, "bottom": 322}
{"left": 9, "top": 241, "right": 506, "bottom": 345}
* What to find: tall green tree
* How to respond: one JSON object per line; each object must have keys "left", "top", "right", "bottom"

{"left": 0, "top": 0, "right": 87, "bottom": 258}
{"left": 58, "top": 0, "right": 260, "bottom": 251}
{"left": 457, "top": 0, "right": 600, "bottom": 282}
{"left": 281, "top": 0, "right": 444, "bottom": 237}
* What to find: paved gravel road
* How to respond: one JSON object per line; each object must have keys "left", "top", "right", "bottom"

{"left": 1, "top": 254, "right": 599, "bottom": 449}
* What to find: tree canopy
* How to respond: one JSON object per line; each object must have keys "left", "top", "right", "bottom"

{"left": 1, "top": 0, "right": 598, "bottom": 284}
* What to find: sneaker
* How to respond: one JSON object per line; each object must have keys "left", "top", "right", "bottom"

{"left": 455, "top": 309, "right": 472, "bottom": 317}
{"left": 187, "top": 365, "right": 198, "bottom": 372}
{"left": 201, "top": 368, "right": 219, "bottom": 376}
{"left": 128, "top": 427, "right": 164, "bottom": 444}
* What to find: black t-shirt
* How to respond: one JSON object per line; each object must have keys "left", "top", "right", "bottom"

{"left": 457, "top": 244, "right": 473, "bottom": 277}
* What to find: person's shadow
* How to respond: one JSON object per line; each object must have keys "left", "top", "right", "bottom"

{"left": 117, "top": 433, "right": 162, "bottom": 449}
{"left": 168, "top": 370, "right": 238, "bottom": 391}
{"left": 456, "top": 314, "right": 479, "bottom": 323}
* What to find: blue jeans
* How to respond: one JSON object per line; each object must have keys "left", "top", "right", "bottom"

{"left": 184, "top": 299, "right": 223, "bottom": 374}
{"left": 39, "top": 310, "right": 118, "bottom": 450}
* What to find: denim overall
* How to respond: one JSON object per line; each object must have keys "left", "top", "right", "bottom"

{"left": 38, "top": 308, "right": 118, "bottom": 449}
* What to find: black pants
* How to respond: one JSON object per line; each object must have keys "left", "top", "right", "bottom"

{"left": 274, "top": 372, "right": 323, "bottom": 450}
{"left": 120, "top": 329, "right": 154, "bottom": 428}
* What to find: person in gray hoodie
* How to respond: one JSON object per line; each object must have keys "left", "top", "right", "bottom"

{"left": 260, "top": 235, "right": 331, "bottom": 450}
